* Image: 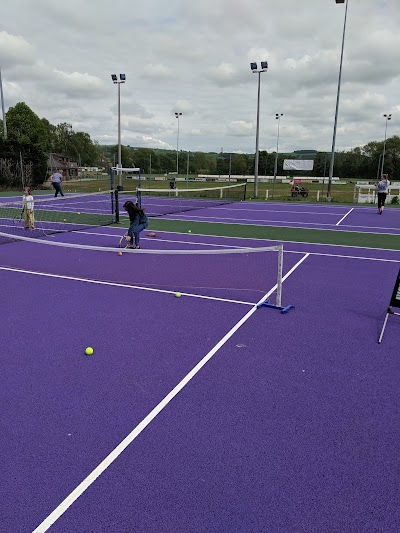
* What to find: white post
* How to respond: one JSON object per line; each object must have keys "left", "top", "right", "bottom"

{"left": 276, "top": 244, "right": 283, "bottom": 307}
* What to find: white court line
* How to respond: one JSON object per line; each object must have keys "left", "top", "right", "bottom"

{"left": 163, "top": 216, "right": 400, "bottom": 236}
{"left": 0, "top": 266, "right": 256, "bottom": 306}
{"left": 286, "top": 250, "right": 400, "bottom": 263}
{"left": 191, "top": 205, "right": 344, "bottom": 216}
{"left": 31, "top": 253, "right": 307, "bottom": 533}
{"left": 83, "top": 227, "right": 400, "bottom": 255}
{"left": 336, "top": 208, "right": 354, "bottom": 226}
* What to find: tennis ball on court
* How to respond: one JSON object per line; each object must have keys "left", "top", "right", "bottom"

{"left": 188, "top": 230, "right": 192, "bottom": 233}
{"left": 117, "top": 251, "right": 123, "bottom": 256}
{"left": 63, "top": 219, "right": 67, "bottom": 222}
{"left": 85, "top": 347, "right": 94, "bottom": 356}
{"left": 175, "top": 292, "right": 181, "bottom": 298}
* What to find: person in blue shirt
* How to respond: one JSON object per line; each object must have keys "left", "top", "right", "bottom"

{"left": 123, "top": 201, "right": 149, "bottom": 248}
{"left": 376, "top": 174, "right": 389, "bottom": 214}
{"left": 50, "top": 169, "right": 65, "bottom": 197}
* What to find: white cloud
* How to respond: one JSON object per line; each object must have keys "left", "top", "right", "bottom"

{"left": 0, "top": 31, "right": 35, "bottom": 67}
{"left": 0, "top": 0, "right": 399, "bottom": 154}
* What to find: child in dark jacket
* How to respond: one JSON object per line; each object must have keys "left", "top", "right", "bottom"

{"left": 123, "top": 201, "right": 149, "bottom": 248}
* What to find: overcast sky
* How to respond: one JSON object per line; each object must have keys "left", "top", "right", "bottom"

{"left": 1, "top": 0, "right": 399, "bottom": 155}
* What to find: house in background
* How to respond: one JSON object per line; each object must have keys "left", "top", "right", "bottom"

{"left": 48, "top": 153, "right": 78, "bottom": 179}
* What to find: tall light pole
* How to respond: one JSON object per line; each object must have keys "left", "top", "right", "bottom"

{"left": 380, "top": 113, "right": 392, "bottom": 177}
{"left": 0, "top": 66, "right": 7, "bottom": 139}
{"left": 175, "top": 112, "right": 182, "bottom": 175}
{"left": 327, "top": 0, "right": 349, "bottom": 201}
{"left": 272, "top": 113, "right": 283, "bottom": 200}
{"left": 111, "top": 73, "right": 126, "bottom": 190}
{"left": 250, "top": 61, "right": 268, "bottom": 198}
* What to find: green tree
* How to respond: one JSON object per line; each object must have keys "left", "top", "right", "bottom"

{"left": 231, "top": 153, "right": 248, "bottom": 175}
{"left": 6, "top": 102, "right": 47, "bottom": 150}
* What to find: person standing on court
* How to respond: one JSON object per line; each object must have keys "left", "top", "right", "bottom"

{"left": 22, "top": 186, "right": 35, "bottom": 230}
{"left": 50, "top": 169, "right": 65, "bottom": 197}
{"left": 376, "top": 174, "right": 389, "bottom": 214}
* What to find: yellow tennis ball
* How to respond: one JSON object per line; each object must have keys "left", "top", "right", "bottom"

{"left": 188, "top": 230, "right": 192, "bottom": 233}
{"left": 85, "top": 347, "right": 94, "bottom": 355}
{"left": 175, "top": 292, "right": 181, "bottom": 298}
{"left": 63, "top": 219, "right": 67, "bottom": 222}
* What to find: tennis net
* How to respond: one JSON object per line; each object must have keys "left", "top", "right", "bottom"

{"left": 0, "top": 190, "right": 116, "bottom": 245}
{"left": 117, "top": 181, "right": 247, "bottom": 217}
{"left": 0, "top": 231, "right": 286, "bottom": 305}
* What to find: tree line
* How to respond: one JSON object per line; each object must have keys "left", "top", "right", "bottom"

{"left": 1, "top": 101, "right": 399, "bottom": 189}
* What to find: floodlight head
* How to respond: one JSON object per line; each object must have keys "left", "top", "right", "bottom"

{"left": 260, "top": 61, "right": 268, "bottom": 70}
{"left": 250, "top": 62, "right": 257, "bottom": 71}
{"left": 111, "top": 74, "right": 117, "bottom": 82}
{"left": 175, "top": 112, "right": 182, "bottom": 117}
{"left": 335, "top": 0, "right": 345, "bottom": 4}
{"left": 120, "top": 74, "right": 126, "bottom": 81}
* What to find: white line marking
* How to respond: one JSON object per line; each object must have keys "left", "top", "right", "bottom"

{"left": 336, "top": 208, "right": 354, "bottom": 226}
{"left": 0, "top": 266, "right": 256, "bottom": 306}
{"left": 286, "top": 250, "right": 400, "bottom": 263}
{"left": 31, "top": 255, "right": 305, "bottom": 533}
{"left": 161, "top": 217, "right": 400, "bottom": 238}
{"left": 92, "top": 227, "right": 399, "bottom": 256}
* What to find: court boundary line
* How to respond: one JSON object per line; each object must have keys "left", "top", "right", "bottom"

{"left": 124, "top": 228, "right": 400, "bottom": 255}
{"left": 0, "top": 265, "right": 258, "bottom": 306}
{"left": 77, "top": 229, "right": 400, "bottom": 261}
{"left": 165, "top": 213, "right": 400, "bottom": 234}
{"left": 31, "top": 254, "right": 306, "bottom": 533}
{"left": 336, "top": 208, "right": 354, "bottom": 225}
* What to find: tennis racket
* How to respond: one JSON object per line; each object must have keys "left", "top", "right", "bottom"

{"left": 118, "top": 232, "right": 131, "bottom": 249}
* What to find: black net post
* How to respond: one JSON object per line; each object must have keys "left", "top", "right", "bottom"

{"left": 136, "top": 189, "right": 142, "bottom": 209}
{"left": 114, "top": 189, "right": 120, "bottom": 223}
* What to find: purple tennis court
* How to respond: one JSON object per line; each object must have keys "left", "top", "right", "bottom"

{"left": 1, "top": 198, "right": 400, "bottom": 532}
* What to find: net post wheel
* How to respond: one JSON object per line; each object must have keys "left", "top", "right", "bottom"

{"left": 85, "top": 347, "right": 94, "bottom": 356}
{"left": 175, "top": 292, "right": 182, "bottom": 298}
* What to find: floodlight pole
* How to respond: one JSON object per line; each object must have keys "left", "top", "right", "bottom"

{"left": 0, "top": 67, "right": 7, "bottom": 139}
{"left": 381, "top": 113, "right": 392, "bottom": 177}
{"left": 327, "top": 0, "right": 349, "bottom": 201}
{"left": 250, "top": 61, "right": 268, "bottom": 197}
{"left": 272, "top": 113, "right": 283, "bottom": 200}
{"left": 111, "top": 74, "right": 126, "bottom": 190}
{"left": 175, "top": 112, "right": 182, "bottom": 175}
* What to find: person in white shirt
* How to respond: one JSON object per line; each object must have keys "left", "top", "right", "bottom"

{"left": 376, "top": 174, "right": 389, "bottom": 214}
{"left": 23, "top": 187, "right": 35, "bottom": 229}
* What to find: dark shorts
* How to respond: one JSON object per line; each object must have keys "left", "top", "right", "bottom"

{"left": 377, "top": 192, "right": 387, "bottom": 208}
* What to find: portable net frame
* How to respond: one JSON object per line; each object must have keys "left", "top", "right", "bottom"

{"left": 0, "top": 228, "right": 287, "bottom": 307}
{"left": 124, "top": 181, "right": 248, "bottom": 217}
{"left": 0, "top": 190, "right": 117, "bottom": 245}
